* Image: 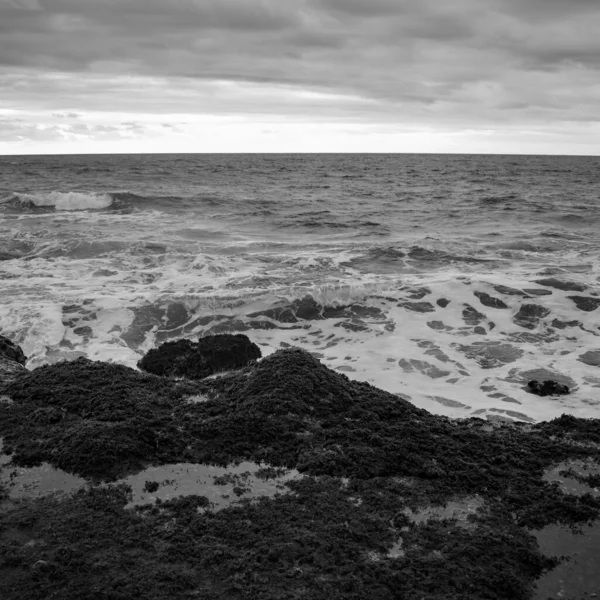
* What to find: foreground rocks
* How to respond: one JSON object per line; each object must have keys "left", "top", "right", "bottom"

{"left": 0, "top": 334, "right": 27, "bottom": 387}
{"left": 137, "top": 333, "right": 261, "bottom": 379}
{"left": 1, "top": 347, "right": 600, "bottom": 599}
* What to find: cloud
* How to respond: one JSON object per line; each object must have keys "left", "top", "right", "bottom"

{"left": 0, "top": 0, "right": 599, "bottom": 152}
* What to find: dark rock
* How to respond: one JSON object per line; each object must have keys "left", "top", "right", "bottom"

{"left": 0, "top": 334, "right": 27, "bottom": 364}
{"left": 399, "top": 301, "right": 436, "bottom": 313}
{"left": 462, "top": 304, "right": 486, "bottom": 326}
{"left": 474, "top": 291, "right": 508, "bottom": 309}
{"left": 73, "top": 326, "right": 93, "bottom": 337}
{"left": 144, "top": 480, "right": 160, "bottom": 493}
{"left": 437, "top": 298, "right": 451, "bottom": 308}
{"left": 527, "top": 380, "right": 570, "bottom": 397}
{"left": 513, "top": 304, "right": 551, "bottom": 329}
{"left": 552, "top": 319, "right": 581, "bottom": 330}
{"left": 138, "top": 334, "right": 261, "bottom": 379}
{"left": 0, "top": 356, "right": 28, "bottom": 387}
{"left": 568, "top": 296, "right": 600, "bottom": 312}
{"left": 493, "top": 284, "right": 529, "bottom": 297}
{"left": 535, "top": 278, "right": 588, "bottom": 292}
{"left": 522, "top": 288, "right": 553, "bottom": 297}
{"left": 578, "top": 351, "right": 600, "bottom": 367}
{"left": 404, "top": 286, "right": 431, "bottom": 300}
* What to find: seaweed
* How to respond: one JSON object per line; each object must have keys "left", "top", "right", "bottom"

{"left": 2, "top": 348, "right": 600, "bottom": 598}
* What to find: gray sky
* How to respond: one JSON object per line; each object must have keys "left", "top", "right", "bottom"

{"left": 1, "top": 0, "right": 599, "bottom": 154}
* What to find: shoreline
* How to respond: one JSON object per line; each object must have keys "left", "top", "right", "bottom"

{"left": 2, "top": 336, "right": 600, "bottom": 599}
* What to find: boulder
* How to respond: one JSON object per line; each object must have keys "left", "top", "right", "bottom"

{"left": 0, "top": 334, "right": 27, "bottom": 387}
{"left": 0, "top": 334, "right": 27, "bottom": 365}
{"left": 138, "top": 334, "right": 261, "bottom": 379}
{"left": 527, "top": 380, "right": 570, "bottom": 397}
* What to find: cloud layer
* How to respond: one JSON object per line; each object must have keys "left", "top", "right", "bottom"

{"left": 1, "top": 0, "right": 599, "bottom": 152}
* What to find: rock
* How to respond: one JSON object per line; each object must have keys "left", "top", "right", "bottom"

{"left": 138, "top": 334, "right": 262, "bottom": 379}
{"left": 578, "top": 351, "right": 600, "bottom": 367}
{"left": 144, "top": 480, "right": 160, "bottom": 493}
{"left": 493, "top": 284, "right": 529, "bottom": 297}
{"left": 527, "top": 380, "right": 570, "bottom": 397}
{"left": 534, "top": 278, "right": 587, "bottom": 292}
{"left": 0, "top": 334, "right": 27, "bottom": 364}
{"left": 474, "top": 291, "right": 508, "bottom": 309}
{"left": 513, "top": 304, "right": 551, "bottom": 329}
{"left": 568, "top": 296, "right": 600, "bottom": 312}
{"left": 437, "top": 298, "right": 451, "bottom": 308}
{"left": 522, "top": 288, "right": 553, "bottom": 297}
{"left": 399, "top": 301, "right": 436, "bottom": 313}
{"left": 462, "top": 304, "right": 486, "bottom": 326}
{"left": 552, "top": 319, "right": 581, "bottom": 330}
{"left": 0, "top": 357, "right": 28, "bottom": 387}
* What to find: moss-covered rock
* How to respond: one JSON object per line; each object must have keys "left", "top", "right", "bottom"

{"left": 137, "top": 333, "right": 261, "bottom": 379}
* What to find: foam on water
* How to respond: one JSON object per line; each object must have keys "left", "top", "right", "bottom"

{"left": 11, "top": 191, "right": 114, "bottom": 211}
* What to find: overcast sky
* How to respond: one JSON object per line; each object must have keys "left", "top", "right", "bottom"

{"left": 1, "top": 0, "right": 599, "bottom": 154}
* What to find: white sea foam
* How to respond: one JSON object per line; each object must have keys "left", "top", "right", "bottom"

{"left": 15, "top": 191, "right": 114, "bottom": 211}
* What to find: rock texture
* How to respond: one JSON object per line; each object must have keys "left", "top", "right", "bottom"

{"left": 527, "top": 380, "right": 570, "bottom": 397}
{"left": 0, "top": 334, "right": 27, "bottom": 387}
{"left": 138, "top": 334, "right": 261, "bottom": 379}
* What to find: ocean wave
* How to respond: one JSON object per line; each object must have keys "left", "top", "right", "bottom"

{"left": 9, "top": 191, "right": 114, "bottom": 211}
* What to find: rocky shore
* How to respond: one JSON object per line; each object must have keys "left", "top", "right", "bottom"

{"left": 1, "top": 334, "right": 600, "bottom": 599}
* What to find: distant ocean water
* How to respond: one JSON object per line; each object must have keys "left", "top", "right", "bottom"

{"left": 1, "top": 153, "right": 599, "bottom": 422}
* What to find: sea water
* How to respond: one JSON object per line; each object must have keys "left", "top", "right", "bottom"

{"left": 1, "top": 153, "right": 599, "bottom": 423}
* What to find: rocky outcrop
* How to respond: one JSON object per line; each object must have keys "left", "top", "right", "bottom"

{"left": 0, "top": 335, "right": 27, "bottom": 365}
{"left": 527, "top": 380, "right": 570, "bottom": 397}
{"left": 0, "top": 334, "right": 27, "bottom": 388}
{"left": 138, "top": 334, "right": 261, "bottom": 379}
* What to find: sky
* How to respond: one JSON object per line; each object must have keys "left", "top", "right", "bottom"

{"left": 1, "top": 0, "right": 599, "bottom": 155}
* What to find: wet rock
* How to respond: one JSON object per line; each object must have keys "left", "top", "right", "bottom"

{"left": 0, "top": 357, "right": 28, "bottom": 387}
{"left": 73, "top": 326, "right": 93, "bottom": 337}
{"left": 578, "top": 351, "right": 600, "bottom": 367}
{"left": 399, "top": 301, "right": 436, "bottom": 313}
{"left": 474, "top": 291, "right": 508, "bottom": 309}
{"left": 462, "top": 304, "right": 486, "bottom": 326}
{"left": 0, "top": 334, "right": 27, "bottom": 365}
{"left": 527, "top": 380, "right": 570, "bottom": 397}
{"left": 456, "top": 341, "right": 524, "bottom": 369}
{"left": 568, "top": 296, "right": 600, "bottom": 312}
{"left": 535, "top": 278, "right": 588, "bottom": 292}
{"left": 552, "top": 319, "right": 581, "bottom": 330}
{"left": 437, "top": 298, "right": 451, "bottom": 308}
{"left": 513, "top": 304, "right": 551, "bottom": 329}
{"left": 404, "top": 286, "right": 431, "bottom": 300}
{"left": 138, "top": 334, "right": 261, "bottom": 379}
{"left": 493, "top": 284, "right": 529, "bottom": 297}
{"left": 522, "top": 288, "right": 553, "bottom": 297}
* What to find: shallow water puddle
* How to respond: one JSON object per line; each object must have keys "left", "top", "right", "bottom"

{"left": 0, "top": 441, "right": 301, "bottom": 510}
{"left": 403, "top": 496, "right": 484, "bottom": 529}
{"left": 118, "top": 462, "right": 303, "bottom": 509}
{"left": 533, "top": 460, "right": 600, "bottom": 599}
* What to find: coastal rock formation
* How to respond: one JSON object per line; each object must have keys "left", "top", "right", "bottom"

{"left": 2, "top": 346, "right": 600, "bottom": 600}
{"left": 137, "top": 333, "right": 261, "bottom": 379}
{"left": 0, "top": 334, "right": 27, "bottom": 365}
{"left": 513, "top": 304, "right": 551, "bottom": 329}
{"left": 527, "top": 380, "right": 570, "bottom": 397}
{"left": 0, "top": 334, "right": 27, "bottom": 387}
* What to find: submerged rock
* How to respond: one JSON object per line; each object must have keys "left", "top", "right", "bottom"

{"left": 138, "top": 334, "right": 261, "bottom": 379}
{"left": 474, "top": 291, "right": 508, "bottom": 309}
{"left": 568, "top": 296, "right": 600, "bottom": 312}
{"left": 527, "top": 380, "right": 570, "bottom": 397}
{"left": 513, "top": 304, "right": 551, "bottom": 329}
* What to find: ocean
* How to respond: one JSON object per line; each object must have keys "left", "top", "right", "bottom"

{"left": 1, "top": 153, "right": 599, "bottom": 423}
